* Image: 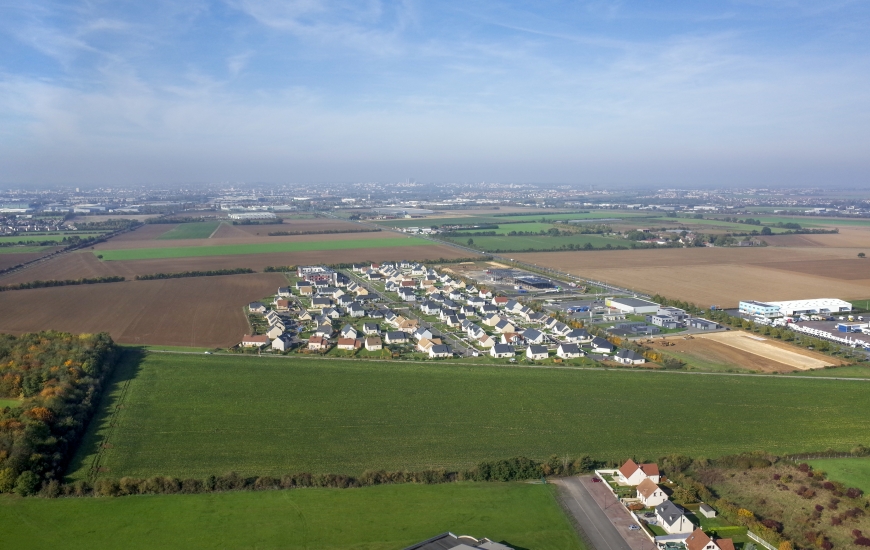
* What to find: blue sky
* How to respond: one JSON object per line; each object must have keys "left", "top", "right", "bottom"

{"left": 1, "top": 1, "right": 869, "bottom": 186}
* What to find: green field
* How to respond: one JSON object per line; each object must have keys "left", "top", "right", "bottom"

{"left": 793, "top": 364, "right": 870, "bottom": 378}
{"left": 376, "top": 211, "right": 648, "bottom": 228}
{"left": 446, "top": 233, "right": 625, "bottom": 252}
{"left": 96, "top": 236, "right": 436, "bottom": 261}
{"left": 68, "top": 351, "right": 870, "bottom": 481}
{"left": 807, "top": 458, "right": 870, "bottom": 493}
{"left": 0, "top": 246, "right": 56, "bottom": 254}
{"left": 156, "top": 221, "right": 222, "bottom": 240}
{"left": 0, "top": 482, "right": 581, "bottom": 550}
{"left": 0, "top": 397, "right": 22, "bottom": 408}
{"left": 450, "top": 222, "right": 558, "bottom": 235}
{"left": 0, "top": 232, "right": 105, "bottom": 244}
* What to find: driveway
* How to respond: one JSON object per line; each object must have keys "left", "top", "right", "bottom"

{"left": 553, "top": 476, "right": 655, "bottom": 550}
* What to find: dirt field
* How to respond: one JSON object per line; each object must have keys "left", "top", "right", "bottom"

{"left": 514, "top": 247, "right": 870, "bottom": 306}
{"left": 659, "top": 332, "right": 840, "bottom": 373}
{"left": 0, "top": 273, "right": 286, "bottom": 347}
{"left": 0, "top": 244, "right": 477, "bottom": 284}
{"left": 109, "top": 224, "right": 175, "bottom": 242}
{"left": 212, "top": 218, "right": 364, "bottom": 238}
{"left": 0, "top": 249, "right": 60, "bottom": 271}
{"left": 763, "top": 228, "right": 870, "bottom": 248}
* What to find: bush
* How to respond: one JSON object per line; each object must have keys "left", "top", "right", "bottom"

{"left": 14, "top": 471, "right": 41, "bottom": 496}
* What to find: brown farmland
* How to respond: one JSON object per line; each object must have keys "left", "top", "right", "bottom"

{"left": 0, "top": 249, "right": 61, "bottom": 271}
{"left": 109, "top": 224, "right": 175, "bottom": 241}
{"left": 212, "top": 218, "right": 364, "bottom": 238}
{"left": 0, "top": 273, "right": 287, "bottom": 347}
{"left": 514, "top": 246, "right": 870, "bottom": 306}
{"left": 763, "top": 227, "right": 870, "bottom": 248}
{"left": 0, "top": 244, "right": 478, "bottom": 285}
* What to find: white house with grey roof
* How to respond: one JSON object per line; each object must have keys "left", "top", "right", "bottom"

{"left": 655, "top": 501, "right": 693, "bottom": 535}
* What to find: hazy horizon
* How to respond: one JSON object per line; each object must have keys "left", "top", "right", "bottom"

{"left": 1, "top": 1, "right": 869, "bottom": 187}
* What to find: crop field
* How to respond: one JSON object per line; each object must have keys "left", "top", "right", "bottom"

{"left": 95, "top": 236, "right": 437, "bottom": 261}
{"left": 0, "top": 245, "right": 56, "bottom": 254}
{"left": 659, "top": 333, "right": 841, "bottom": 373}
{"left": 646, "top": 217, "right": 793, "bottom": 233}
{"left": 212, "top": 217, "right": 366, "bottom": 238}
{"left": 0, "top": 249, "right": 58, "bottom": 271}
{"left": 0, "top": 482, "right": 580, "bottom": 550}
{"left": 67, "top": 352, "right": 870, "bottom": 481}
{"left": 449, "top": 222, "right": 558, "bottom": 234}
{"left": 514, "top": 246, "right": 870, "bottom": 306}
{"left": 0, "top": 273, "right": 286, "bottom": 347}
{"left": 376, "top": 210, "right": 648, "bottom": 228}
{"left": 156, "top": 221, "right": 221, "bottom": 240}
{"left": 447, "top": 233, "right": 624, "bottom": 252}
{"left": 807, "top": 457, "right": 870, "bottom": 493}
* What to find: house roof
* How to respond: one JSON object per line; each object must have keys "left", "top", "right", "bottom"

{"left": 527, "top": 345, "right": 548, "bottom": 355}
{"left": 430, "top": 345, "right": 450, "bottom": 354}
{"left": 616, "top": 349, "right": 644, "bottom": 361}
{"left": 686, "top": 529, "right": 713, "bottom": 550}
{"left": 337, "top": 338, "right": 358, "bottom": 347}
{"left": 365, "top": 336, "right": 382, "bottom": 345}
{"left": 619, "top": 459, "right": 640, "bottom": 478}
{"left": 655, "top": 501, "right": 685, "bottom": 526}
{"left": 492, "top": 344, "right": 514, "bottom": 354}
{"left": 523, "top": 328, "right": 543, "bottom": 340}
{"left": 636, "top": 478, "right": 660, "bottom": 499}
{"left": 558, "top": 343, "right": 580, "bottom": 354}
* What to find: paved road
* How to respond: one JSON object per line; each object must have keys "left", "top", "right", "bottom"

{"left": 553, "top": 477, "right": 635, "bottom": 550}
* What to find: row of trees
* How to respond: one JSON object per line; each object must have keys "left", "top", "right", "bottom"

{"left": 0, "top": 332, "right": 120, "bottom": 495}
{"left": 134, "top": 269, "right": 254, "bottom": 280}
{"left": 267, "top": 228, "right": 381, "bottom": 236}
{"left": 0, "top": 276, "right": 125, "bottom": 292}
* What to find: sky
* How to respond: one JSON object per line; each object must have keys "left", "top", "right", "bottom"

{"left": 0, "top": 1, "right": 869, "bottom": 187}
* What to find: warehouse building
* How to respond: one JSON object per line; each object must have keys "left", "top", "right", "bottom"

{"left": 739, "top": 301, "right": 781, "bottom": 318}
{"left": 768, "top": 298, "right": 852, "bottom": 317}
{"left": 228, "top": 212, "right": 277, "bottom": 220}
{"left": 605, "top": 297, "right": 660, "bottom": 314}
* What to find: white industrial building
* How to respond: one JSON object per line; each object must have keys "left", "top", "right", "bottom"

{"left": 768, "top": 298, "right": 852, "bottom": 317}
{"left": 228, "top": 212, "right": 277, "bottom": 220}
{"left": 605, "top": 297, "right": 660, "bottom": 314}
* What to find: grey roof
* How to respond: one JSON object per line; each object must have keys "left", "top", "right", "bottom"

{"left": 386, "top": 331, "right": 406, "bottom": 340}
{"left": 430, "top": 345, "right": 450, "bottom": 355}
{"left": 523, "top": 328, "right": 543, "bottom": 341}
{"left": 655, "top": 501, "right": 685, "bottom": 526}
{"left": 566, "top": 328, "right": 590, "bottom": 338}
{"left": 559, "top": 343, "right": 580, "bottom": 354}
{"left": 591, "top": 336, "right": 614, "bottom": 349}
{"left": 610, "top": 297, "right": 659, "bottom": 308}
{"left": 492, "top": 344, "right": 514, "bottom": 354}
{"left": 616, "top": 349, "right": 644, "bottom": 361}
{"left": 527, "top": 345, "right": 548, "bottom": 355}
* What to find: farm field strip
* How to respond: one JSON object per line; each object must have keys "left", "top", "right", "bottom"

{"left": 96, "top": 236, "right": 437, "bottom": 261}
{"left": 0, "top": 483, "right": 581, "bottom": 550}
{"left": 68, "top": 352, "right": 870, "bottom": 480}
{"left": 807, "top": 457, "right": 870, "bottom": 493}
{"left": 692, "top": 332, "right": 837, "bottom": 370}
{"left": 0, "top": 246, "right": 56, "bottom": 254}
{"left": 446, "top": 233, "right": 624, "bottom": 252}
{"left": 156, "top": 221, "right": 222, "bottom": 240}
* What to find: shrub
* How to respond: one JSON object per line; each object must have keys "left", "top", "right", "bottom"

{"left": 854, "top": 538, "right": 870, "bottom": 547}
{"left": 833, "top": 518, "right": 843, "bottom": 526}
{"left": 847, "top": 488, "right": 864, "bottom": 498}
{"left": 817, "top": 505, "right": 825, "bottom": 512}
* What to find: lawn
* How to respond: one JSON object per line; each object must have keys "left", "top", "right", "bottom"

{"left": 446, "top": 233, "right": 625, "bottom": 252}
{"left": 807, "top": 457, "right": 870, "bottom": 493}
{"left": 67, "top": 351, "right": 870, "bottom": 481}
{"left": 156, "top": 221, "right": 222, "bottom": 240}
{"left": 0, "top": 397, "right": 22, "bottom": 408}
{"left": 0, "top": 482, "right": 582, "bottom": 550}
{"left": 450, "top": 222, "right": 558, "bottom": 235}
{"left": 96, "top": 236, "right": 436, "bottom": 261}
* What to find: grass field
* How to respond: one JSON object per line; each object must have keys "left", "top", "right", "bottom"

{"left": 447, "top": 233, "right": 624, "bottom": 252}
{"left": 807, "top": 457, "right": 870, "bottom": 493}
{"left": 0, "top": 397, "right": 22, "bottom": 408}
{"left": 0, "top": 232, "right": 105, "bottom": 244}
{"left": 68, "top": 351, "right": 870, "bottom": 481}
{"left": 377, "top": 211, "right": 648, "bottom": 228}
{"left": 0, "top": 482, "right": 581, "bottom": 550}
{"left": 450, "top": 222, "right": 557, "bottom": 234}
{"left": 156, "top": 221, "right": 221, "bottom": 240}
{"left": 96, "top": 236, "right": 436, "bottom": 261}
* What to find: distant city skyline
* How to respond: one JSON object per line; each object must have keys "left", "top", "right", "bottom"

{"left": 1, "top": 1, "right": 869, "bottom": 186}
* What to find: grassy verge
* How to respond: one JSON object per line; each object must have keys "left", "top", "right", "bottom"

{"left": 0, "top": 482, "right": 583, "bottom": 550}
{"left": 96, "top": 237, "right": 437, "bottom": 261}
{"left": 67, "top": 352, "right": 870, "bottom": 481}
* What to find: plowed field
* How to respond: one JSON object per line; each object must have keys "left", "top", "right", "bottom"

{"left": 0, "top": 273, "right": 287, "bottom": 347}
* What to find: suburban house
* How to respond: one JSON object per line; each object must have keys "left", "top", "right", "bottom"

{"left": 266, "top": 325, "right": 284, "bottom": 339}
{"left": 564, "top": 328, "right": 592, "bottom": 343}
{"left": 314, "top": 325, "right": 334, "bottom": 337}
{"left": 363, "top": 323, "right": 380, "bottom": 335}
{"left": 500, "top": 333, "right": 525, "bottom": 345}
{"left": 248, "top": 302, "right": 267, "bottom": 314}
{"left": 655, "top": 501, "right": 693, "bottom": 535}
{"left": 478, "top": 335, "right": 495, "bottom": 348}
{"left": 401, "top": 532, "right": 513, "bottom": 550}
{"left": 490, "top": 344, "right": 515, "bottom": 358}
{"left": 341, "top": 324, "right": 358, "bottom": 339}
{"left": 414, "top": 327, "right": 436, "bottom": 341}
{"left": 493, "top": 296, "right": 509, "bottom": 307}
{"left": 686, "top": 529, "right": 735, "bottom": 550}
{"left": 274, "top": 299, "right": 291, "bottom": 312}
{"left": 417, "top": 337, "right": 442, "bottom": 352}
{"left": 337, "top": 338, "right": 361, "bottom": 351}
{"left": 525, "top": 345, "right": 549, "bottom": 360}
{"left": 590, "top": 336, "right": 615, "bottom": 354}
{"left": 556, "top": 343, "right": 582, "bottom": 359}
{"left": 618, "top": 459, "right": 661, "bottom": 485}
{"left": 636, "top": 478, "right": 668, "bottom": 507}
{"left": 241, "top": 334, "right": 269, "bottom": 348}
{"left": 277, "top": 286, "right": 292, "bottom": 297}
{"left": 522, "top": 328, "right": 545, "bottom": 344}
{"left": 365, "top": 336, "right": 383, "bottom": 351}
{"left": 307, "top": 335, "right": 330, "bottom": 351}
{"left": 428, "top": 344, "right": 451, "bottom": 358}
{"left": 311, "top": 297, "right": 331, "bottom": 309}
{"left": 271, "top": 335, "right": 293, "bottom": 351}
{"left": 494, "top": 319, "right": 516, "bottom": 333}
{"left": 614, "top": 349, "right": 646, "bottom": 365}
{"left": 347, "top": 303, "right": 365, "bottom": 317}
{"left": 385, "top": 331, "right": 408, "bottom": 344}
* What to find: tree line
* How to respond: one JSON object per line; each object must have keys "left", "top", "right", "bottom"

{"left": 0, "top": 276, "right": 125, "bottom": 292}
{"left": 145, "top": 217, "right": 212, "bottom": 224}
{"left": 0, "top": 332, "right": 120, "bottom": 496}
{"left": 135, "top": 268, "right": 254, "bottom": 280}
{"left": 267, "top": 228, "right": 381, "bottom": 236}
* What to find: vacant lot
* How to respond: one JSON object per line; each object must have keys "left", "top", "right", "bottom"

{"left": 0, "top": 483, "right": 580, "bottom": 550}
{"left": 157, "top": 221, "right": 221, "bottom": 240}
{"left": 808, "top": 457, "right": 870, "bottom": 493}
{"left": 67, "top": 353, "right": 870, "bottom": 480}
{"left": 660, "top": 332, "right": 840, "bottom": 373}
{"left": 0, "top": 273, "right": 285, "bottom": 347}
{"left": 515, "top": 247, "right": 870, "bottom": 306}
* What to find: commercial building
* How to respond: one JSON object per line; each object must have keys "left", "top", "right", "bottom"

{"left": 605, "top": 297, "right": 660, "bottom": 314}
{"left": 228, "top": 212, "right": 277, "bottom": 220}
{"left": 768, "top": 298, "right": 852, "bottom": 317}
{"left": 738, "top": 301, "right": 781, "bottom": 318}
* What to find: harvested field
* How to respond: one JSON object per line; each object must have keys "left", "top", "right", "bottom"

{"left": 657, "top": 333, "right": 836, "bottom": 373}
{"left": 0, "top": 273, "right": 286, "bottom": 347}
{"left": 0, "top": 245, "right": 479, "bottom": 284}
{"left": 0, "top": 249, "right": 59, "bottom": 271}
{"left": 95, "top": 229, "right": 405, "bottom": 250}
{"left": 213, "top": 218, "right": 365, "bottom": 238}
{"left": 763, "top": 228, "right": 870, "bottom": 248}
{"left": 515, "top": 247, "right": 870, "bottom": 306}
{"left": 109, "top": 224, "right": 175, "bottom": 242}
{"left": 754, "top": 258, "right": 870, "bottom": 280}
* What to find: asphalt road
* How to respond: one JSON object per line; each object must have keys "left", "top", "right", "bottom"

{"left": 552, "top": 477, "right": 634, "bottom": 550}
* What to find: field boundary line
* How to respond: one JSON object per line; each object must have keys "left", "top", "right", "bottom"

{"left": 86, "top": 362, "right": 135, "bottom": 483}
{"left": 141, "top": 349, "right": 870, "bottom": 382}
{"left": 208, "top": 222, "right": 224, "bottom": 239}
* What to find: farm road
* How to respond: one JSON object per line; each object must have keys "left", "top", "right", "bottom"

{"left": 553, "top": 476, "right": 636, "bottom": 550}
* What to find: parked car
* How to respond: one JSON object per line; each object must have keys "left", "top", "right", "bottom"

{"left": 592, "top": 477, "right": 601, "bottom": 483}
{"left": 629, "top": 525, "right": 640, "bottom": 531}
{"left": 643, "top": 512, "right": 655, "bottom": 518}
